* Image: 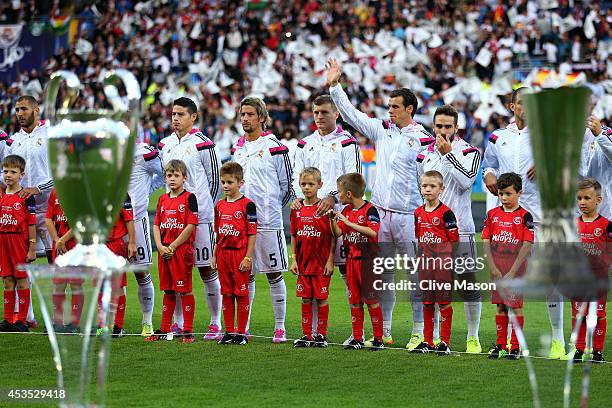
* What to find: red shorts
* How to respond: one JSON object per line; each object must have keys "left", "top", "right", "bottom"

{"left": 346, "top": 258, "right": 378, "bottom": 305}
{"left": 51, "top": 240, "right": 80, "bottom": 284}
{"left": 572, "top": 297, "right": 607, "bottom": 319}
{"left": 419, "top": 266, "right": 452, "bottom": 305}
{"left": 296, "top": 274, "right": 331, "bottom": 300}
{"left": 106, "top": 239, "right": 127, "bottom": 286}
{"left": 217, "top": 247, "right": 250, "bottom": 297}
{"left": 158, "top": 245, "right": 194, "bottom": 293}
{"left": 491, "top": 258, "right": 525, "bottom": 309}
{"left": 0, "top": 234, "right": 28, "bottom": 279}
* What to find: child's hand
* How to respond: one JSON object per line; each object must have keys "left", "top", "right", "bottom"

{"left": 26, "top": 248, "right": 36, "bottom": 263}
{"left": 56, "top": 238, "right": 66, "bottom": 255}
{"left": 490, "top": 266, "right": 502, "bottom": 280}
{"left": 239, "top": 256, "right": 252, "bottom": 272}
{"left": 290, "top": 260, "right": 299, "bottom": 275}
{"left": 159, "top": 246, "right": 172, "bottom": 259}
{"left": 210, "top": 255, "right": 217, "bottom": 270}
{"left": 323, "top": 259, "right": 334, "bottom": 276}
{"left": 327, "top": 209, "right": 336, "bottom": 219}
{"left": 335, "top": 212, "right": 348, "bottom": 223}
{"left": 290, "top": 199, "right": 303, "bottom": 211}
{"left": 127, "top": 241, "right": 137, "bottom": 261}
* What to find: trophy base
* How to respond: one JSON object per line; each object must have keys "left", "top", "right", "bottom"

{"left": 55, "top": 244, "right": 127, "bottom": 270}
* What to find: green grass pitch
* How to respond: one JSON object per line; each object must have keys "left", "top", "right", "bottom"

{"left": 2, "top": 249, "right": 611, "bottom": 407}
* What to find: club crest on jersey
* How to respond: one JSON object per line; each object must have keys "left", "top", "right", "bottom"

{"left": 235, "top": 211, "right": 243, "bottom": 219}
{"left": 13, "top": 202, "right": 21, "bottom": 211}
{"left": 432, "top": 217, "right": 440, "bottom": 225}
{"left": 594, "top": 228, "right": 603, "bottom": 237}
{"left": 37, "top": 138, "right": 44, "bottom": 146}
{"left": 185, "top": 147, "right": 193, "bottom": 155}
{"left": 407, "top": 139, "right": 415, "bottom": 147}
{"left": 513, "top": 217, "right": 521, "bottom": 225}
{"left": 590, "top": 142, "right": 596, "bottom": 150}
{"left": 331, "top": 143, "right": 337, "bottom": 152}
{"left": 358, "top": 215, "right": 365, "bottom": 223}
{"left": 178, "top": 204, "right": 185, "bottom": 212}
{"left": 257, "top": 150, "right": 264, "bottom": 158}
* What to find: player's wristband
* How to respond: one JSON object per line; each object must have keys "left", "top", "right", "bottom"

{"left": 28, "top": 238, "right": 36, "bottom": 244}
{"left": 243, "top": 256, "right": 252, "bottom": 262}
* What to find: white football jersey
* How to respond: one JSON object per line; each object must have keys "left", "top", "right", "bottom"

{"left": 128, "top": 143, "right": 164, "bottom": 220}
{"left": 158, "top": 128, "right": 221, "bottom": 223}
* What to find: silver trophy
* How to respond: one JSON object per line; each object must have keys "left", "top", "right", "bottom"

{"left": 498, "top": 86, "right": 600, "bottom": 408}
{"left": 25, "top": 69, "right": 141, "bottom": 408}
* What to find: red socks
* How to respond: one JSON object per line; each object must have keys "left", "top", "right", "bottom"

{"left": 369, "top": 305, "right": 383, "bottom": 340}
{"left": 3, "top": 290, "right": 15, "bottom": 322}
{"left": 440, "top": 305, "right": 453, "bottom": 345}
{"left": 423, "top": 304, "right": 435, "bottom": 345}
{"left": 222, "top": 295, "right": 235, "bottom": 333}
{"left": 181, "top": 294, "right": 195, "bottom": 332}
{"left": 114, "top": 294, "right": 126, "bottom": 329}
{"left": 52, "top": 291, "right": 66, "bottom": 323}
{"left": 496, "top": 314, "right": 509, "bottom": 349}
{"left": 510, "top": 315, "right": 524, "bottom": 350}
{"left": 16, "top": 289, "right": 30, "bottom": 323}
{"left": 350, "top": 306, "right": 364, "bottom": 340}
{"left": 301, "top": 302, "right": 313, "bottom": 337}
{"left": 236, "top": 295, "right": 249, "bottom": 334}
{"left": 71, "top": 291, "right": 84, "bottom": 326}
{"left": 161, "top": 293, "right": 177, "bottom": 333}
{"left": 594, "top": 318, "right": 606, "bottom": 352}
{"left": 317, "top": 303, "right": 329, "bottom": 337}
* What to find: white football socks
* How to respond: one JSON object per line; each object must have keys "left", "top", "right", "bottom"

{"left": 268, "top": 275, "right": 286, "bottom": 331}
{"left": 465, "top": 301, "right": 482, "bottom": 340}
{"left": 136, "top": 273, "right": 154, "bottom": 325}
{"left": 203, "top": 272, "right": 222, "bottom": 327}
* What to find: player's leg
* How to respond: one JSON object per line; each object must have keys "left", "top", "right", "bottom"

{"left": 253, "top": 229, "right": 288, "bottom": 342}
{"left": 507, "top": 306, "right": 524, "bottom": 360}
{"left": 68, "top": 281, "right": 84, "bottom": 332}
{"left": 547, "top": 290, "right": 566, "bottom": 359}
{"left": 218, "top": 248, "right": 237, "bottom": 344}
{"left": 52, "top": 281, "right": 68, "bottom": 330}
{"left": 112, "top": 282, "right": 127, "bottom": 337}
{"left": 133, "top": 216, "right": 155, "bottom": 336}
{"left": 436, "top": 302, "right": 453, "bottom": 355}
{"left": 376, "top": 209, "right": 396, "bottom": 341}
{"left": 365, "top": 301, "right": 384, "bottom": 351}
{"left": 231, "top": 257, "right": 251, "bottom": 345}
{"left": 458, "top": 235, "right": 482, "bottom": 353}
{"left": 294, "top": 274, "right": 313, "bottom": 348}
{"left": 344, "top": 259, "right": 365, "bottom": 349}
{"left": 195, "top": 222, "right": 222, "bottom": 340}
{"left": 312, "top": 274, "right": 331, "bottom": 347}
{"left": 14, "top": 276, "right": 31, "bottom": 332}
{"left": 592, "top": 296, "right": 607, "bottom": 363}
{"left": 174, "top": 246, "right": 195, "bottom": 343}
{"left": 1, "top": 275, "right": 17, "bottom": 331}
{"left": 489, "top": 303, "right": 509, "bottom": 359}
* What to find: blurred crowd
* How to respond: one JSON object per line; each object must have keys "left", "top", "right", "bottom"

{"left": 1, "top": 0, "right": 611, "bottom": 162}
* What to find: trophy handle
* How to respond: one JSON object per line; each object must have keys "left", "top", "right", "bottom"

{"left": 44, "top": 71, "right": 81, "bottom": 123}
{"left": 103, "top": 69, "right": 141, "bottom": 116}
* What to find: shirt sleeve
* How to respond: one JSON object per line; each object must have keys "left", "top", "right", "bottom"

{"left": 292, "top": 141, "right": 305, "bottom": 200}
{"left": 595, "top": 128, "right": 612, "bottom": 163}
{"left": 481, "top": 212, "right": 491, "bottom": 240}
{"left": 153, "top": 196, "right": 162, "bottom": 226}
{"left": 606, "top": 220, "right": 612, "bottom": 243}
{"left": 197, "top": 137, "right": 222, "bottom": 202}
{"left": 366, "top": 206, "right": 381, "bottom": 237}
{"left": 329, "top": 84, "right": 386, "bottom": 142}
{"left": 442, "top": 209, "right": 459, "bottom": 242}
{"left": 245, "top": 200, "right": 257, "bottom": 235}
{"left": 442, "top": 147, "right": 481, "bottom": 190}
{"left": 414, "top": 212, "right": 420, "bottom": 241}
{"left": 143, "top": 146, "right": 165, "bottom": 180}
{"left": 122, "top": 196, "right": 134, "bottom": 221}
{"left": 482, "top": 134, "right": 500, "bottom": 177}
{"left": 271, "top": 143, "right": 295, "bottom": 207}
{"left": 26, "top": 196, "right": 36, "bottom": 225}
{"left": 187, "top": 193, "right": 199, "bottom": 225}
{"left": 522, "top": 211, "right": 535, "bottom": 242}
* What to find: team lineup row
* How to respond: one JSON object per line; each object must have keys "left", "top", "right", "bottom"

{"left": 0, "top": 58, "right": 610, "bottom": 359}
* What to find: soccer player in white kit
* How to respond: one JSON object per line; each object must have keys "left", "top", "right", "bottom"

{"left": 158, "top": 97, "right": 223, "bottom": 340}
{"left": 128, "top": 140, "right": 165, "bottom": 336}
{"left": 581, "top": 117, "right": 611, "bottom": 220}
{"left": 231, "top": 97, "right": 293, "bottom": 343}
{"left": 326, "top": 58, "right": 431, "bottom": 349}
{"left": 291, "top": 94, "right": 361, "bottom": 343}
{"left": 416, "top": 105, "right": 483, "bottom": 353}
{"left": 482, "top": 87, "right": 566, "bottom": 359}
{"left": 1, "top": 96, "right": 56, "bottom": 327}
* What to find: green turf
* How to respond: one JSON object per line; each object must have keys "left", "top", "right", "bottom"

{"left": 2, "top": 255, "right": 611, "bottom": 407}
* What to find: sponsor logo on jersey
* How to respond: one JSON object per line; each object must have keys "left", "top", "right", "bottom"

{"left": 0, "top": 214, "right": 17, "bottom": 226}
{"left": 297, "top": 224, "right": 321, "bottom": 237}
{"left": 218, "top": 223, "right": 240, "bottom": 236}
{"left": 159, "top": 218, "right": 185, "bottom": 230}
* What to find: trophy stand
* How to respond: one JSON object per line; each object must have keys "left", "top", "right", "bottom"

{"left": 497, "top": 87, "right": 607, "bottom": 408}
{"left": 24, "top": 69, "right": 142, "bottom": 407}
